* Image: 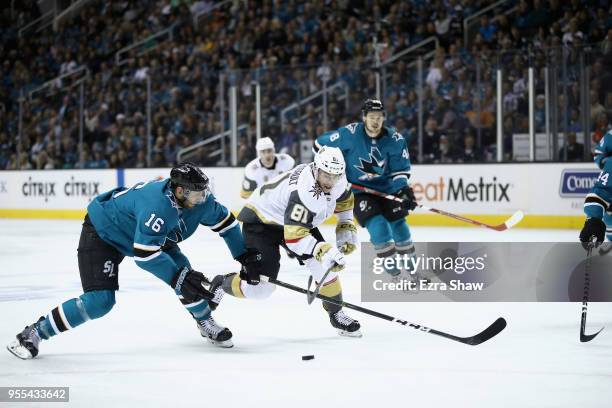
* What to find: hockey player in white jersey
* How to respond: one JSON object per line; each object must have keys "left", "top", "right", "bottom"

{"left": 211, "top": 146, "right": 362, "bottom": 336}
{"left": 240, "top": 137, "right": 295, "bottom": 199}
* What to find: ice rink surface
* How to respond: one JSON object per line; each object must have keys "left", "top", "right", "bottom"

{"left": 1, "top": 219, "right": 611, "bottom": 408}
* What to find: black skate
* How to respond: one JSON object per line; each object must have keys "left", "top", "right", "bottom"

{"left": 7, "top": 317, "right": 44, "bottom": 360}
{"left": 197, "top": 316, "right": 233, "bottom": 348}
{"left": 329, "top": 310, "right": 362, "bottom": 338}
{"left": 207, "top": 274, "right": 226, "bottom": 310}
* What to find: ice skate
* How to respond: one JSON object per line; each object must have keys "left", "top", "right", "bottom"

{"left": 7, "top": 317, "right": 43, "bottom": 360}
{"left": 329, "top": 310, "right": 362, "bottom": 337}
{"left": 196, "top": 316, "right": 233, "bottom": 348}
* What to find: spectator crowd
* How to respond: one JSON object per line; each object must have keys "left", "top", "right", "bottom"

{"left": 1, "top": 0, "right": 611, "bottom": 170}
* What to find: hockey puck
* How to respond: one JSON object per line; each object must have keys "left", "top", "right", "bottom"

{"left": 301, "top": 355, "right": 315, "bottom": 361}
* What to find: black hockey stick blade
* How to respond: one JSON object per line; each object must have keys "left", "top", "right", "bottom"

{"left": 306, "top": 267, "right": 333, "bottom": 304}
{"left": 579, "top": 241, "right": 604, "bottom": 343}
{"left": 580, "top": 327, "right": 604, "bottom": 343}
{"left": 306, "top": 275, "right": 316, "bottom": 304}
{"left": 450, "top": 317, "right": 507, "bottom": 346}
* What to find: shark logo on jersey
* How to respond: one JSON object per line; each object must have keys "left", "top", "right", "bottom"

{"left": 345, "top": 123, "right": 358, "bottom": 134}
{"left": 165, "top": 191, "right": 181, "bottom": 210}
{"left": 354, "top": 147, "right": 386, "bottom": 181}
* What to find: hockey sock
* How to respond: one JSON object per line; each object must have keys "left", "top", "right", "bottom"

{"left": 365, "top": 215, "right": 393, "bottom": 245}
{"left": 320, "top": 277, "right": 342, "bottom": 314}
{"left": 389, "top": 218, "right": 412, "bottom": 243}
{"left": 35, "top": 290, "right": 115, "bottom": 340}
{"left": 180, "top": 297, "right": 212, "bottom": 321}
{"left": 396, "top": 239, "right": 416, "bottom": 274}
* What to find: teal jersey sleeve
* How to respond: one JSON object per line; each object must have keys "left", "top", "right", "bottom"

{"left": 133, "top": 204, "right": 182, "bottom": 285}
{"left": 198, "top": 194, "right": 246, "bottom": 259}
{"left": 594, "top": 131, "right": 612, "bottom": 169}
{"left": 584, "top": 159, "right": 612, "bottom": 219}
{"left": 387, "top": 128, "right": 412, "bottom": 192}
{"left": 164, "top": 244, "right": 191, "bottom": 272}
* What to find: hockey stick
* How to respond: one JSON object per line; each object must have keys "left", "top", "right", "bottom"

{"left": 580, "top": 240, "right": 604, "bottom": 342}
{"left": 306, "top": 268, "right": 332, "bottom": 304}
{"left": 350, "top": 183, "right": 524, "bottom": 231}
{"left": 269, "top": 277, "right": 507, "bottom": 346}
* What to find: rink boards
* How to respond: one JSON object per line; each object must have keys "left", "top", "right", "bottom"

{"left": 0, "top": 163, "right": 598, "bottom": 228}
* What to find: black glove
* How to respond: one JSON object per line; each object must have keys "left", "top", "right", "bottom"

{"left": 236, "top": 248, "right": 263, "bottom": 285}
{"left": 171, "top": 267, "right": 213, "bottom": 304}
{"left": 396, "top": 185, "right": 417, "bottom": 211}
{"left": 579, "top": 217, "right": 606, "bottom": 250}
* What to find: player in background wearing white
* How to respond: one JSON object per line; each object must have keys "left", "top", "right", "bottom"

{"left": 240, "top": 137, "right": 295, "bottom": 199}
{"left": 210, "top": 146, "right": 362, "bottom": 336}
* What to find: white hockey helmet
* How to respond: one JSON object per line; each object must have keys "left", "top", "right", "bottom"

{"left": 314, "top": 146, "right": 345, "bottom": 176}
{"left": 256, "top": 137, "right": 275, "bottom": 152}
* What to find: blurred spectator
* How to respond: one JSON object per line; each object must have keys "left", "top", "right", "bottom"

{"left": 478, "top": 15, "right": 497, "bottom": 43}
{"left": 458, "top": 133, "right": 483, "bottom": 163}
{"left": 422, "top": 117, "right": 441, "bottom": 163}
{"left": 559, "top": 132, "right": 584, "bottom": 161}
{"left": 590, "top": 90, "right": 606, "bottom": 122}
{"left": 433, "top": 135, "right": 457, "bottom": 163}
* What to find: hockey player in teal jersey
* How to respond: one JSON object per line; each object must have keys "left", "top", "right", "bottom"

{"left": 580, "top": 132, "right": 612, "bottom": 249}
{"left": 7, "top": 163, "right": 262, "bottom": 359}
{"left": 315, "top": 99, "right": 418, "bottom": 278}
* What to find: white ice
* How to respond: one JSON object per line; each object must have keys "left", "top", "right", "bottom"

{"left": 0, "top": 219, "right": 610, "bottom": 408}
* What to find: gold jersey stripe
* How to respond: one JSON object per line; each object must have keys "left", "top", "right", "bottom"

{"left": 284, "top": 224, "right": 311, "bottom": 241}
{"left": 240, "top": 189, "right": 253, "bottom": 199}
{"left": 230, "top": 274, "right": 245, "bottom": 298}
{"left": 243, "top": 203, "right": 279, "bottom": 225}
{"left": 335, "top": 192, "right": 354, "bottom": 213}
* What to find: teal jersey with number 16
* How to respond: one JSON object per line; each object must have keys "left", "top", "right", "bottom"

{"left": 87, "top": 178, "right": 245, "bottom": 283}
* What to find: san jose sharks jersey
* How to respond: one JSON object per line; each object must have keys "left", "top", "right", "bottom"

{"left": 594, "top": 131, "right": 612, "bottom": 169}
{"left": 315, "top": 122, "right": 411, "bottom": 194}
{"left": 585, "top": 153, "right": 612, "bottom": 220}
{"left": 87, "top": 178, "right": 245, "bottom": 284}
{"left": 238, "top": 163, "right": 354, "bottom": 256}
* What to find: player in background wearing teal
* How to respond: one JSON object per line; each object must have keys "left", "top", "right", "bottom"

{"left": 7, "top": 163, "right": 262, "bottom": 358}
{"left": 315, "top": 99, "right": 417, "bottom": 278}
{"left": 580, "top": 131, "right": 612, "bottom": 249}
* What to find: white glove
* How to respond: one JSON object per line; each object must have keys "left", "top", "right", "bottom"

{"left": 313, "top": 242, "right": 346, "bottom": 272}
{"left": 336, "top": 222, "right": 358, "bottom": 254}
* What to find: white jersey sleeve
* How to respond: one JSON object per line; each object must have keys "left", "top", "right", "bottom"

{"left": 277, "top": 153, "right": 296, "bottom": 173}
{"left": 240, "top": 158, "right": 261, "bottom": 199}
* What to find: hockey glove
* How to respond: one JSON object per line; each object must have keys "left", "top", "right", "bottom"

{"left": 579, "top": 217, "right": 606, "bottom": 250}
{"left": 236, "top": 248, "right": 263, "bottom": 285}
{"left": 313, "top": 242, "right": 346, "bottom": 272}
{"left": 336, "top": 222, "right": 358, "bottom": 255}
{"left": 396, "top": 185, "right": 417, "bottom": 211}
{"left": 172, "top": 267, "right": 214, "bottom": 304}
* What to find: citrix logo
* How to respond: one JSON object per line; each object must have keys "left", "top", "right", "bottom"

{"left": 412, "top": 176, "right": 511, "bottom": 202}
{"left": 64, "top": 176, "right": 100, "bottom": 197}
{"left": 22, "top": 177, "right": 55, "bottom": 202}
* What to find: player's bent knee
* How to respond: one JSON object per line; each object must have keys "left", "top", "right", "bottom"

{"left": 241, "top": 281, "right": 276, "bottom": 299}
{"left": 79, "top": 290, "right": 116, "bottom": 319}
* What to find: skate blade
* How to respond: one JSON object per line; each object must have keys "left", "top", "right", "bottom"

{"left": 206, "top": 337, "right": 234, "bottom": 348}
{"left": 337, "top": 329, "right": 363, "bottom": 338}
{"left": 6, "top": 341, "right": 33, "bottom": 360}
